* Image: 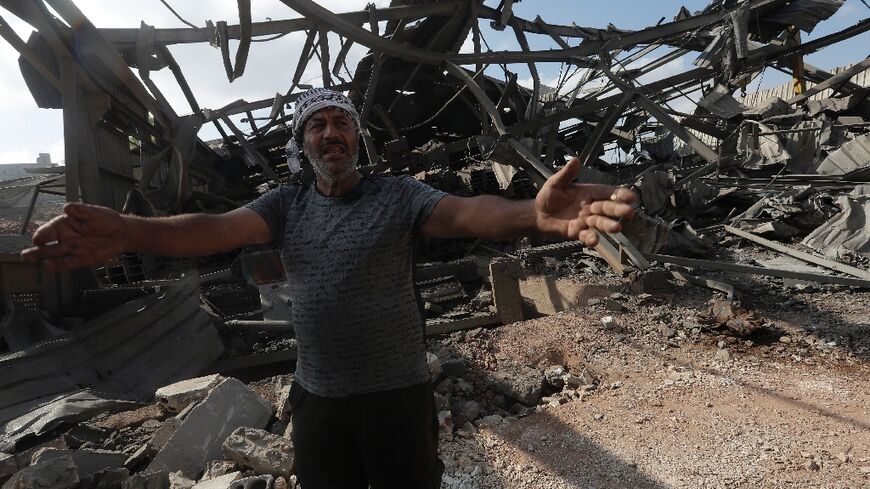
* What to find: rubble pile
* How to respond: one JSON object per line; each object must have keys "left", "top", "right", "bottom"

{"left": 1, "top": 0, "right": 869, "bottom": 486}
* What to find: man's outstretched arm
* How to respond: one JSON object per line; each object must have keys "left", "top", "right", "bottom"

{"left": 21, "top": 204, "right": 272, "bottom": 271}
{"left": 421, "top": 157, "right": 638, "bottom": 246}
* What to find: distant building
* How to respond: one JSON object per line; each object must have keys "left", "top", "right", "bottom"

{"left": 0, "top": 153, "right": 55, "bottom": 181}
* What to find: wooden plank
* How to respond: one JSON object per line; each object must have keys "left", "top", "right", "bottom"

{"left": 724, "top": 225, "right": 870, "bottom": 280}
{"left": 489, "top": 259, "right": 524, "bottom": 325}
{"left": 645, "top": 254, "right": 870, "bottom": 289}
{"left": 426, "top": 313, "right": 500, "bottom": 336}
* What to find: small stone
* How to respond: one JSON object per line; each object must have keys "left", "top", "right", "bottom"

{"left": 435, "top": 378, "right": 454, "bottom": 395}
{"left": 859, "top": 466, "right": 870, "bottom": 474}
{"left": 437, "top": 411, "right": 454, "bottom": 437}
{"left": 804, "top": 459, "right": 820, "bottom": 471}
{"left": 544, "top": 366, "right": 567, "bottom": 389}
{"left": 705, "top": 401, "right": 713, "bottom": 408}
{"left": 714, "top": 349, "right": 731, "bottom": 362}
{"left": 779, "top": 336, "right": 792, "bottom": 344}
{"left": 604, "top": 299, "right": 625, "bottom": 312}
{"left": 478, "top": 415, "right": 503, "bottom": 428}
{"left": 587, "top": 298, "right": 601, "bottom": 307}
{"left": 593, "top": 413, "right": 604, "bottom": 421}
{"left": 601, "top": 316, "right": 617, "bottom": 329}
{"left": 717, "top": 340, "right": 726, "bottom": 349}
{"left": 433, "top": 392, "right": 448, "bottom": 412}
{"left": 460, "top": 400, "right": 482, "bottom": 421}
{"left": 426, "top": 352, "right": 442, "bottom": 380}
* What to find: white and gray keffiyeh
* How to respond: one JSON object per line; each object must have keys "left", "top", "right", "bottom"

{"left": 291, "top": 88, "right": 361, "bottom": 145}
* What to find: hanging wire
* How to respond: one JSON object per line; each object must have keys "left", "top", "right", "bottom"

{"left": 252, "top": 32, "right": 291, "bottom": 43}
{"left": 157, "top": 0, "right": 197, "bottom": 29}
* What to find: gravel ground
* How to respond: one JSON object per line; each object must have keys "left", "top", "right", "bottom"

{"left": 434, "top": 277, "right": 869, "bottom": 489}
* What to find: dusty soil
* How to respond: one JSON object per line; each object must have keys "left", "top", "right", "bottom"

{"left": 435, "top": 282, "right": 870, "bottom": 489}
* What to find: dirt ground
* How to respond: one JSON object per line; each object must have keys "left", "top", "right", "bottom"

{"left": 434, "top": 281, "right": 870, "bottom": 489}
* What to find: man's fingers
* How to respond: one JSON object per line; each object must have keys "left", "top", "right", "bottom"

{"left": 578, "top": 229, "right": 599, "bottom": 247}
{"left": 586, "top": 215, "right": 623, "bottom": 234}
{"left": 571, "top": 184, "right": 639, "bottom": 204}
{"left": 610, "top": 187, "right": 638, "bottom": 204}
{"left": 587, "top": 200, "right": 636, "bottom": 219}
{"left": 550, "top": 157, "right": 581, "bottom": 186}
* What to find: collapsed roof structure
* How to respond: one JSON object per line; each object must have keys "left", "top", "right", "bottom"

{"left": 0, "top": 0, "right": 869, "bottom": 479}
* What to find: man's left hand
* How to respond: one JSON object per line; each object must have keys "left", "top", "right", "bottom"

{"left": 535, "top": 157, "right": 639, "bottom": 247}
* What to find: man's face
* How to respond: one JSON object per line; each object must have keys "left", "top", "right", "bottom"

{"left": 301, "top": 108, "right": 359, "bottom": 184}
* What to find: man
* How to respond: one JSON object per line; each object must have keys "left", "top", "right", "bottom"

{"left": 23, "top": 88, "right": 637, "bottom": 488}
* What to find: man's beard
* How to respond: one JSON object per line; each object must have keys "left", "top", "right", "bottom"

{"left": 303, "top": 138, "right": 359, "bottom": 186}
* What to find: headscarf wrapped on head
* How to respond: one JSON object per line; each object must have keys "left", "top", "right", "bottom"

{"left": 291, "top": 87, "right": 361, "bottom": 146}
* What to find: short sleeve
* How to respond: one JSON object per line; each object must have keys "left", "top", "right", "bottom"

{"left": 244, "top": 185, "right": 298, "bottom": 245}
{"left": 392, "top": 176, "right": 448, "bottom": 231}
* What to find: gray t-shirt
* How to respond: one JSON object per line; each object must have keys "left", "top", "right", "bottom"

{"left": 245, "top": 175, "right": 447, "bottom": 397}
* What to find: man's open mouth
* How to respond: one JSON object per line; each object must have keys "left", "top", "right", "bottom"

{"left": 321, "top": 143, "right": 347, "bottom": 156}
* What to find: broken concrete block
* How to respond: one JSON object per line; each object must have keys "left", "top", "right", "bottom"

{"left": 1, "top": 452, "right": 16, "bottom": 479}
{"left": 274, "top": 386, "right": 292, "bottom": 423}
{"left": 80, "top": 468, "right": 129, "bottom": 489}
{"left": 222, "top": 428, "right": 293, "bottom": 478}
{"left": 31, "top": 448, "right": 127, "bottom": 480}
{"left": 200, "top": 461, "right": 238, "bottom": 482}
{"left": 169, "top": 471, "right": 195, "bottom": 489}
{"left": 192, "top": 472, "right": 241, "bottom": 489}
{"left": 489, "top": 258, "right": 524, "bottom": 324}
{"left": 121, "top": 471, "right": 168, "bottom": 489}
{"left": 123, "top": 446, "right": 150, "bottom": 472}
{"left": 156, "top": 375, "right": 224, "bottom": 413}
{"left": 146, "top": 378, "right": 273, "bottom": 479}
{"left": 149, "top": 418, "right": 180, "bottom": 452}
{"left": 2, "top": 455, "right": 78, "bottom": 489}
{"left": 228, "top": 475, "right": 272, "bottom": 489}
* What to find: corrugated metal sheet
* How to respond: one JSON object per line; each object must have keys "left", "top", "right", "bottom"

{"left": 762, "top": 0, "right": 845, "bottom": 33}
{"left": 0, "top": 273, "right": 223, "bottom": 451}
{"left": 817, "top": 133, "right": 870, "bottom": 175}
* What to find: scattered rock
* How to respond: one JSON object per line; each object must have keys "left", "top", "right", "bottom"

{"left": 426, "top": 352, "right": 443, "bottom": 380}
{"left": 147, "top": 378, "right": 273, "bottom": 478}
{"left": 169, "top": 471, "right": 196, "bottom": 489}
{"left": 714, "top": 349, "right": 732, "bottom": 362}
{"left": 201, "top": 461, "right": 239, "bottom": 481}
{"left": 3, "top": 455, "right": 78, "bottom": 489}
{"left": 192, "top": 472, "right": 242, "bottom": 489}
{"left": 156, "top": 375, "right": 224, "bottom": 413}
{"left": 459, "top": 401, "right": 482, "bottom": 421}
{"left": 478, "top": 415, "right": 504, "bottom": 428}
{"left": 543, "top": 365, "right": 566, "bottom": 389}
{"left": 222, "top": 427, "right": 294, "bottom": 478}
{"left": 31, "top": 448, "right": 127, "bottom": 481}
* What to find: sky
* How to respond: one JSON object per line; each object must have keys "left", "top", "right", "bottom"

{"left": 0, "top": 0, "right": 867, "bottom": 164}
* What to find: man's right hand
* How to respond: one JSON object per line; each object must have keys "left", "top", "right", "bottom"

{"left": 21, "top": 202, "right": 128, "bottom": 271}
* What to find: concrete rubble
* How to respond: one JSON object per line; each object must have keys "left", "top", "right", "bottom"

{"left": 0, "top": 0, "right": 868, "bottom": 486}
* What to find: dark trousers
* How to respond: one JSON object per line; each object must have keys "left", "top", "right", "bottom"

{"left": 289, "top": 381, "right": 444, "bottom": 489}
